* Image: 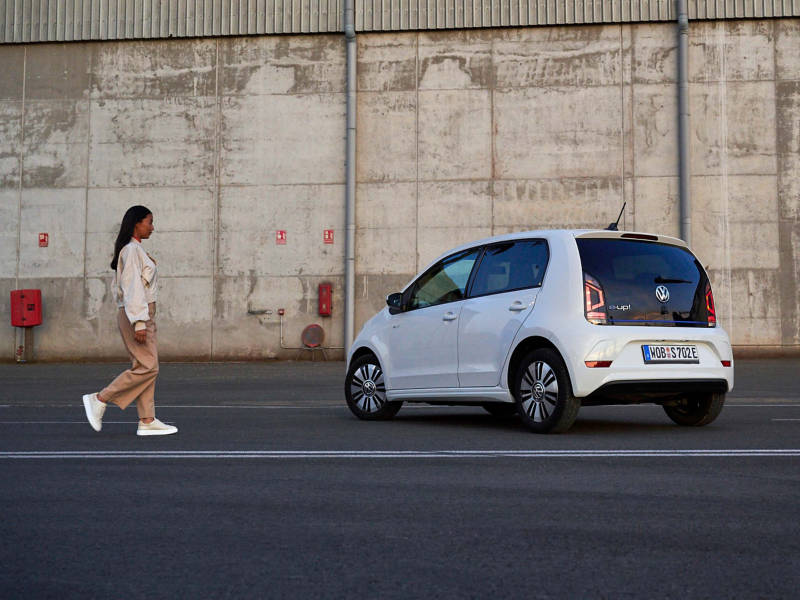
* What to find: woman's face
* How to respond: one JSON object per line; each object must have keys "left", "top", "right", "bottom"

{"left": 134, "top": 214, "right": 154, "bottom": 240}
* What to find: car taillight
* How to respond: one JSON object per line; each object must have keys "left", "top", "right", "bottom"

{"left": 721, "top": 360, "right": 732, "bottom": 367}
{"left": 584, "top": 272, "right": 607, "bottom": 325}
{"left": 585, "top": 361, "right": 613, "bottom": 368}
{"left": 705, "top": 282, "right": 716, "bottom": 327}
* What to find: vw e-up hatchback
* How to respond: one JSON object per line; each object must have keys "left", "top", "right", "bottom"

{"left": 344, "top": 230, "right": 733, "bottom": 433}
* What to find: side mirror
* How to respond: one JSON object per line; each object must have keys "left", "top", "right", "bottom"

{"left": 386, "top": 292, "right": 403, "bottom": 314}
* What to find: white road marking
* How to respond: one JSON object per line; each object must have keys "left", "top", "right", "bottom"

{"left": 771, "top": 419, "right": 800, "bottom": 421}
{"left": 0, "top": 421, "right": 174, "bottom": 424}
{"left": 0, "top": 449, "right": 797, "bottom": 459}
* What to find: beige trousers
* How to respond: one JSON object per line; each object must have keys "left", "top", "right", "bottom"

{"left": 100, "top": 302, "right": 158, "bottom": 419}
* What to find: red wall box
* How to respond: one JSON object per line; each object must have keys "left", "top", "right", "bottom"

{"left": 10, "top": 289, "right": 43, "bottom": 327}
{"left": 318, "top": 284, "right": 332, "bottom": 316}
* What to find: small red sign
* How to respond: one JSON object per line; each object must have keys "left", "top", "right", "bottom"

{"left": 39, "top": 233, "right": 48, "bottom": 247}
{"left": 324, "top": 229, "right": 334, "bottom": 244}
{"left": 276, "top": 230, "right": 286, "bottom": 245}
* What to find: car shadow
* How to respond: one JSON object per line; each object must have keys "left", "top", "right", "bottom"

{"left": 386, "top": 409, "right": 693, "bottom": 435}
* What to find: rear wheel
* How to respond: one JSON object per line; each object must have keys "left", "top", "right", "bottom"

{"left": 663, "top": 393, "right": 725, "bottom": 426}
{"left": 345, "top": 355, "right": 403, "bottom": 421}
{"left": 482, "top": 403, "right": 517, "bottom": 417}
{"left": 514, "top": 349, "right": 580, "bottom": 434}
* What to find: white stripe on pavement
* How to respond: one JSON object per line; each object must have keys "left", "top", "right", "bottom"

{"left": 0, "top": 449, "right": 797, "bottom": 459}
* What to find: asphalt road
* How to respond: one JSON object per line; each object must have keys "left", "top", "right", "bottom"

{"left": 1, "top": 359, "right": 798, "bottom": 599}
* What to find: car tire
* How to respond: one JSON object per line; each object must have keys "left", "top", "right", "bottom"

{"left": 663, "top": 393, "right": 725, "bottom": 426}
{"left": 482, "top": 403, "right": 517, "bottom": 417}
{"left": 345, "top": 355, "right": 403, "bottom": 421}
{"left": 514, "top": 349, "right": 580, "bottom": 434}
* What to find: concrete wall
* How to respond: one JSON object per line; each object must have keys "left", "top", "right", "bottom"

{"left": 0, "top": 19, "right": 798, "bottom": 361}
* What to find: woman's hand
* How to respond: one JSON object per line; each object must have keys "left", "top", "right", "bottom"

{"left": 135, "top": 329, "right": 147, "bottom": 344}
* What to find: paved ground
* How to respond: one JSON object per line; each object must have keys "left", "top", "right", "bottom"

{"left": 1, "top": 359, "right": 798, "bottom": 599}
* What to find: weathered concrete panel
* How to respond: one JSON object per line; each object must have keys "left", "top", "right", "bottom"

{"left": 219, "top": 184, "right": 345, "bottom": 277}
{"left": 25, "top": 43, "right": 92, "bottom": 100}
{"left": 356, "top": 227, "right": 417, "bottom": 275}
{"left": 493, "top": 178, "right": 625, "bottom": 230}
{"left": 156, "top": 276, "right": 213, "bottom": 359}
{"left": 689, "top": 20, "right": 775, "bottom": 83}
{"left": 89, "top": 97, "right": 216, "bottom": 188}
{"left": 776, "top": 81, "right": 800, "bottom": 221}
{"left": 418, "top": 89, "right": 492, "bottom": 181}
{"left": 495, "top": 86, "right": 623, "bottom": 180}
{"left": 14, "top": 277, "right": 124, "bottom": 360}
{"left": 690, "top": 175, "right": 781, "bottom": 272}
{"left": 355, "top": 273, "right": 415, "bottom": 333}
{"left": 632, "top": 176, "right": 680, "bottom": 238}
{"left": 779, "top": 221, "right": 800, "bottom": 346}
{"left": 775, "top": 19, "right": 800, "bottom": 81}
{"left": 494, "top": 25, "right": 622, "bottom": 89}
{"left": 631, "top": 23, "right": 677, "bottom": 84}
{"left": 220, "top": 93, "right": 345, "bottom": 186}
{"left": 418, "top": 181, "right": 492, "bottom": 228}
{"left": 0, "top": 279, "right": 15, "bottom": 360}
{"left": 418, "top": 33, "right": 492, "bottom": 90}
{"left": 85, "top": 187, "right": 215, "bottom": 234}
{"left": 356, "top": 92, "right": 417, "bottom": 183}
{"left": 690, "top": 81, "right": 778, "bottom": 177}
{"left": 212, "top": 274, "right": 345, "bottom": 360}
{"left": 18, "top": 188, "right": 86, "bottom": 279}
{"left": 22, "top": 100, "right": 89, "bottom": 188}
{"left": 357, "top": 33, "right": 417, "bottom": 92}
{"left": 708, "top": 268, "right": 782, "bottom": 346}
{"left": 220, "top": 35, "right": 346, "bottom": 96}
{"left": 356, "top": 182, "right": 417, "bottom": 230}
{"left": 632, "top": 83, "right": 678, "bottom": 177}
{"left": 0, "top": 190, "right": 19, "bottom": 279}
{"left": 0, "top": 101, "right": 22, "bottom": 188}
{"left": 0, "top": 46, "right": 25, "bottom": 101}
{"left": 92, "top": 40, "right": 217, "bottom": 99}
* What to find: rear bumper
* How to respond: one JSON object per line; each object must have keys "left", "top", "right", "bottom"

{"left": 581, "top": 378, "right": 729, "bottom": 406}
{"left": 550, "top": 318, "right": 735, "bottom": 397}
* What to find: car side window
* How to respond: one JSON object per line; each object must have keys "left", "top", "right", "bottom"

{"left": 469, "top": 240, "right": 549, "bottom": 297}
{"left": 408, "top": 249, "right": 481, "bottom": 310}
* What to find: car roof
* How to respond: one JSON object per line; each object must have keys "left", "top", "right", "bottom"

{"left": 417, "top": 229, "right": 689, "bottom": 278}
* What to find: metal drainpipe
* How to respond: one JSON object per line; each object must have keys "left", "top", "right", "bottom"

{"left": 344, "top": 0, "right": 357, "bottom": 357}
{"left": 677, "top": 0, "right": 691, "bottom": 246}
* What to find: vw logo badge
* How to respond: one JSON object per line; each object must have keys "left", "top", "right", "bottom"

{"left": 655, "top": 285, "right": 670, "bottom": 303}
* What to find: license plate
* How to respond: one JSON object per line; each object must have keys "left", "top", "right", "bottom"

{"left": 642, "top": 345, "right": 699, "bottom": 364}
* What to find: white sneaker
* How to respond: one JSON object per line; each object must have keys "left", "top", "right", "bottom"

{"left": 137, "top": 419, "right": 178, "bottom": 437}
{"left": 82, "top": 393, "right": 107, "bottom": 432}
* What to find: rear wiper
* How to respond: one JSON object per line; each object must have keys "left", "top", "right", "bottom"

{"left": 654, "top": 276, "right": 692, "bottom": 284}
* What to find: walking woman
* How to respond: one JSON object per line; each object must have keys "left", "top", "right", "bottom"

{"left": 82, "top": 206, "right": 178, "bottom": 436}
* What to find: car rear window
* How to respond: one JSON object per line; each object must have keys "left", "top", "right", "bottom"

{"left": 576, "top": 238, "right": 710, "bottom": 327}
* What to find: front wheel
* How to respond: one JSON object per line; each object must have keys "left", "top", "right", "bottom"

{"left": 514, "top": 349, "right": 580, "bottom": 434}
{"left": 663, "top": 393, "right": 725, "bottom": 426}
{"left": 345, "top": 355, "right": 403, "bottom": 421}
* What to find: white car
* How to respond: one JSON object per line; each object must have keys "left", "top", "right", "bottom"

{"left": 345, "top": 229, "right": 734, "bottom": 433}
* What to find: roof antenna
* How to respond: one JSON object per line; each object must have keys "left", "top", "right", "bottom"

{"left": 605, "top": 202, "right": 627, "bottom": 231}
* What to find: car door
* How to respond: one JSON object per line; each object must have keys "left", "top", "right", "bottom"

{"left": 457, "top": 240, "right": 550, "bottom": 387}
{"left": 388, "top": 248, "right": 481, "bottom": 389}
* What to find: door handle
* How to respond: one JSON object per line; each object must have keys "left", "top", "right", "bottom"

{"left": 443, "top": 312, "right": 457, "bottom": 321}
{"left": 509, "top": 301, "right": 526, "bottom": 312}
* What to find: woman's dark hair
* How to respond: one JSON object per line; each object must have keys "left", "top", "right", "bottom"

{"left": 111, "top": 205, "right": 152, "bottom": 270}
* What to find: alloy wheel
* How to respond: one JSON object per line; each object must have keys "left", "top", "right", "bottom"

{"left": 519, "top": 361, "right": 559, "bottom": 422}
{"left": 350, "top": 363, "right": 387, "bottom": 413}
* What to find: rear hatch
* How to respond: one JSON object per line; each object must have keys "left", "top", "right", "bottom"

{"left": 576, "top": 235, "right": 715, "bottom": 328}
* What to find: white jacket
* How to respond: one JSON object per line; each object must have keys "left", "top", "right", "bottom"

{"left": 112, "top": 239, "right": 158, "bottom": 331}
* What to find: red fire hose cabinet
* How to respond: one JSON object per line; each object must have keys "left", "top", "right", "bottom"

{"left": 10, "top": 289, "right": 43, "bottom": 327}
